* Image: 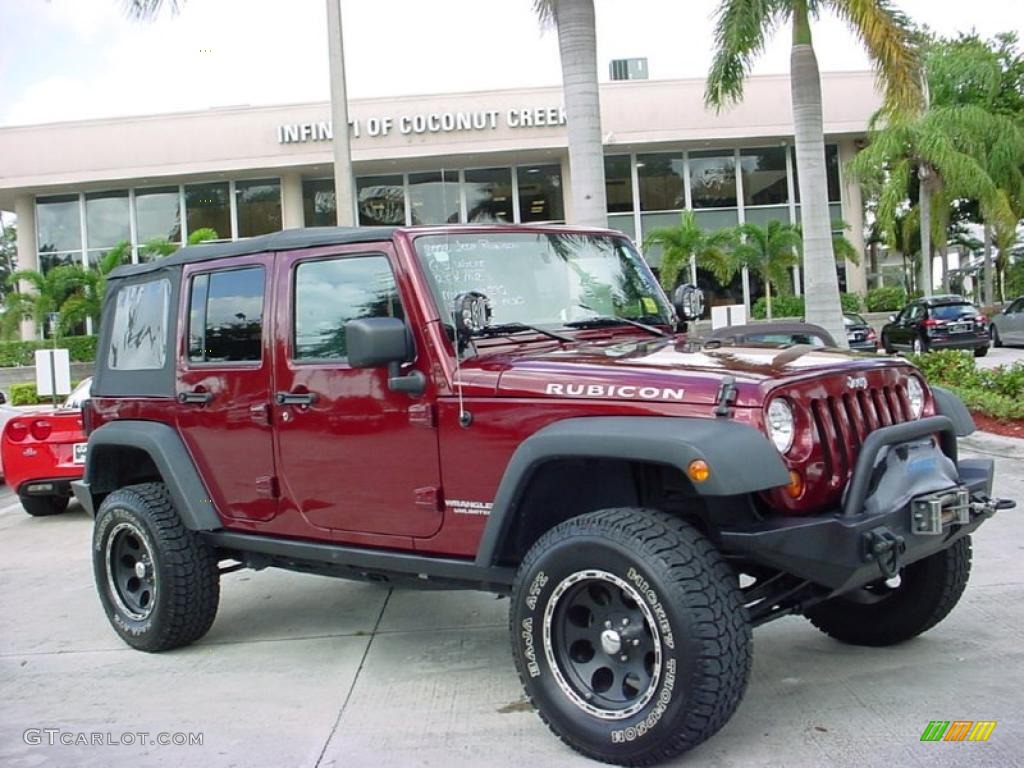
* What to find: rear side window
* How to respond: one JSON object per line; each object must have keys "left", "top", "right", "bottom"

{"left": 293, "top": 255, "right": 404, "bottom": 361}
{"left": 108, "top": 278, "right": 171, "bottom": 370}
{"left": 188, "top": 266, "right": 265, "bottom": 363}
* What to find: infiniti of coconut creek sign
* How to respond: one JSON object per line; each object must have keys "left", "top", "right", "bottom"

{"left": 277, "top": 106, "right": 567, "bottom": 143}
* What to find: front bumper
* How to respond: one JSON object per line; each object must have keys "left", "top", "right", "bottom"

{"left": 720, "top": 416, "right": 1012, "bottom": 594}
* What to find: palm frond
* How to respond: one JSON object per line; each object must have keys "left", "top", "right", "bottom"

{"left": 706, "top": 0, "right": 786, "bottom": 108}
{"left": 831, "top": 0, "right": 922, "bottom": 113}
{"left": 123, "top": 0, "right": 181, "bottom": 20}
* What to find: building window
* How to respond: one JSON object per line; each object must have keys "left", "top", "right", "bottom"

{"left": 107, "top": 279, "right": 171, "bottom": 370}
{"left": 464, "top": 167, "right": 513, "bottom": 223}
{"left": 604, "top": 155, "right": 634, "bottom": 213}
{"left": 185, "top": 182, "right": 230, "bottom": 240}
{"left": 36, "top": 194, "right": 82, "bottom": 271}
{"left": 689, "top": 151, "right": 737, "bottom": 209}
{"left": 356, "top": 175, "right": 405, "bottom": 226}
{"left": 85, "top": 190, "right": 130, "bottom": 249}
{"left": 188, "top": 267, "right": 265, "bottom": 363}
{"left": 135, "top": 186, "right": 182, "bottom": 245}
{"left": 637, "top": 153, "right": 685, "bottom": 211}
{"left": 517, "top": 164, "right": 564, "bottom": 223}
{"left": 303, "top": 179, "right": 336, "bottom": 227}
{"left": 739, "top": 148, "right": 788, "bottom": 206}
{"left": 792, "top": 144, "right": 842, "bottom": 203}
{"left": 293, "top": 256, "right": 404, "bottom": 361}
{"left": 235, "top": 179, "right": 282, "bottom": 237}
{"left": 408, "top": 171, "right": 459, "bottom": 225}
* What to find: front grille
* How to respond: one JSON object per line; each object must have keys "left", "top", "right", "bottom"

{"left": 809, "top": 384, "right": 911, "bottom": 489}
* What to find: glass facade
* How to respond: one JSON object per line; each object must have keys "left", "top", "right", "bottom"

{"left": 792, "top": 144, "right": 842, "bottom": 203}
{"left": 465, "top": 167, "right": 513, "bottom": 223}
{"left": 356, "top": 175, "right": 405, "bottom": 226}
{"left": 739, "top": 148, "right": 788, "bottom": 206}
{"left": 637, "top": 153, "right": 685, "bottom": 211}
{"left": 85, "top": 191, "right": 130, "bottom": 249}
{"left": 517, "top": 164, "right": 563, "bottom": 222}
{"left": 303, "top": 179, "right": 337, "bottom": 227}
{"left": 185, "top": 182, "right": 230, "bottom": 239}
{"left": 408, "top": 171, "right": 459, "bottom": 225}
{"left": 689, "top": 151, "right": 737, "bottom": 209}
{"left": 235, "top": 179, "right": 281, "bottom": 237}
{"left": 135, "top": 186, "right": 182, "bottom": 244}
{"left": 605, "top": 156, "right": 633, "bottom": 214}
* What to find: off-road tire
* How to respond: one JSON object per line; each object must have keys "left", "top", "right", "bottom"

{"left": 93, "top": 482, "right": 220, "bottom": 652}
{"left": 806, "top": 536, "right": 971, "bottom": 647}
{"left": 20, "top": 494, "right": 69, "bottom": 517}
{"left": 974, "top": 345, "right": 989, "bottom": 358}
{"left": 510, "top": 508, "right": 751, "bottom": 766}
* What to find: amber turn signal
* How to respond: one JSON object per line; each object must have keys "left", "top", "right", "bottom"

{"left": 687, "top": 459, "right": 711, "bottom": 483}
{"left": 786, "top": 470, "right": 804, "bottom": 499}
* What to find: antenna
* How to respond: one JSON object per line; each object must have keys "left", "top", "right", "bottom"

{"left": 441, "top": 169, "right": 471, "bottom": 427}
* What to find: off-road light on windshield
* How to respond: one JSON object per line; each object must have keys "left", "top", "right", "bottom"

{"left": 906, "top": 376, "right": 925, "bottom": 419}
{"left": 766, "top": 399, "right": 795, "bottom": 454}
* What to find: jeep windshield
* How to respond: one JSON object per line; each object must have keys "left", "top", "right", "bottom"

{"left": 413, "top": 232, "right": 672, "bottom": 334}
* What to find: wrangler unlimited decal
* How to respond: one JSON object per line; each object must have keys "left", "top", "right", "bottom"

{"left": 545, "top": 383, "right": 685, "bottom": 401}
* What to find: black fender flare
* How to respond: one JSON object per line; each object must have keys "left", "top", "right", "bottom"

{"left": 474, "top": 416, "right": 790, "bottom": 566}
{"left": 931, "top": 385, "right": 975, "bottom": 437}
{"left": 76, "top": 420, "right": 222, "bottom": 531}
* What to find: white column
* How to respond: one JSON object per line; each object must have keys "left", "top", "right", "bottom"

{"left": 785, "top": 144, "right": 801, "bottom": 296}
{"left": 325, "top": 0, "right": 355, "bottom": 226}
{"left": 280, "top": 172, "right": 304, "bottom": 229}
{"left": 838, "top": 139, "right": 868, "bottom": 295}
{"left": 14, "top": 194, "right": 38, "bottom": 340}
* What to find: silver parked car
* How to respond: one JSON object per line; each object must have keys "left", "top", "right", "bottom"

{"left": 990, "top": 297, "right": 1024, "bottom": 348}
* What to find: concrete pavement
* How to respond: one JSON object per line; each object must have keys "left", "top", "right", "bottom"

{"left": 1, "top": 433, "right": 1022, "bottom": 768}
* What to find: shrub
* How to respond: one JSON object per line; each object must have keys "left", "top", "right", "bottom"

{"left": 8, "top": 382, "right": 40, "bottom": 406}
{"left": 906, "top": 349, "right": 1024, "bottom": 420}
{"left": 840, "top": 293, "right": 863, "bottom": 314}
{"left": 865, "top": 286, "right": 907, "bottom": 312}
{"left": 0, "top": 335, "right": 97, "bottom": 367}
{"left": 752, "top": 294, "right": 804, "bottom": 319}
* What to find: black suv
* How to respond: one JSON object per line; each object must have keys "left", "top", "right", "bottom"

{"left": 881, "top": 295, "right": 990, "bottom": 357}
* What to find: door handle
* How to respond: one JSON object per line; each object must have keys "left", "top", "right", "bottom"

{"left": 274, "top": 391, "right": 318, "bottom": 407}
{"left": 178, "top": 390, "right": 214, "bottom": 404}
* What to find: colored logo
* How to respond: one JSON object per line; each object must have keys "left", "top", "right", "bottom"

{"left": 920, "top": 721, "right": 997, "bottom": 742}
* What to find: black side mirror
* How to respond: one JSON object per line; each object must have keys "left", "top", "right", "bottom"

{"left": 345, "top": 317, "right": 425, "bottom": 396}
{"left": 672, "top": 284, "right": 705, "bottom": 331}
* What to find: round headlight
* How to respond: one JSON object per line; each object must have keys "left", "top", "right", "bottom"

{"left": 906, "top": 376, "right": 925, "bottom": 419}
{"left": 766, "top": 398, "right": 795, "bottom": 454}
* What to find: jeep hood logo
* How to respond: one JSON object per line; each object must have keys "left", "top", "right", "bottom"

{"left": 846, "top": 375, "right": 868, "bottom": 390}
{"left": 545, "top": 383, "right": 685, "bottom": 401}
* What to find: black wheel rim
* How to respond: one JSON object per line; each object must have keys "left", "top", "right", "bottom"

{"left": 105, "top": 522, "right": 157, "bottom": 621}
{"left": 542, "top": 570, "right": 663, "bottom": 720}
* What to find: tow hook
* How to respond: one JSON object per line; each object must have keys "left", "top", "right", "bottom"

{"left": 971, "top": 493, "right": 1016, "bottom": 517}
{"left": 861, "top": 527, "right": 906, "bottom": 580}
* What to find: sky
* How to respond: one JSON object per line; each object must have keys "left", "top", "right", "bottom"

{"left": 0, "top": 0, "right": 1022, "bottom": 127}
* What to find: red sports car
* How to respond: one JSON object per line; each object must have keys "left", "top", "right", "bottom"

{"left": 2, "top": 379, "right": 91, "bottom": 516}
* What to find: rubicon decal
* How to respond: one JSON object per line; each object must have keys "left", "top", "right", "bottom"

{"left": 920, "top": 720, "right": 997, "bottom": 742}
{"left": 545, "top": 383, "right": 685, "bottom": 401}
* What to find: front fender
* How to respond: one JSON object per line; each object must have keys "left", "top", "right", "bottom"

{"left": 474, "top": 416, "right": 789, "bottom": 566}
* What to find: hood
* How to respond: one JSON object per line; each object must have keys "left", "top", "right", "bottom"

{"left": 465, "top": 337, "right": 907, "bottom": 407}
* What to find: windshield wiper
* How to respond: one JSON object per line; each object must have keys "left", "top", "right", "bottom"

{"left": 566, "top": 306, "right": 669, "bottom": 338}
{"left": 477, "top": 322, "right": 574, "bottom": 343}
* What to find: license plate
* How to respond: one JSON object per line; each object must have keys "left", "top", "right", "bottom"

{"left": 949, "top": 323, "right": 971, "bottom": 334}
{"left": 72, "top": 443, "right": 88, "bottom": 465}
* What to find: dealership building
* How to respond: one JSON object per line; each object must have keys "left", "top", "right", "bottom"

{"left": 0, "top": 71, "right": 880, "bottom": 338}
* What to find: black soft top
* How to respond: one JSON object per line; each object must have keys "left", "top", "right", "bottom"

{"left": 108, "top": 226, "right": 400, "bottom": 279}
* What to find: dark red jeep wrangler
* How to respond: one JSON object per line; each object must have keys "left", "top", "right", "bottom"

{"left": 76, "top": 226, "right": 1012, "bottom": 765}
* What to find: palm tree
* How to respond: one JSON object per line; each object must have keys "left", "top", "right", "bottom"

{"left": 848, "top": 106, "right": 1021, "bottom": 297}
{"left": 3, "top": 265, "right": 87, "bottom": 339}
{"left": 59, "top": 243, "right": 132, "bottom": 331}
{"left": 642, "top": 211, "right": 737, "bottom": 292}
{"left": 706, "top": 0, "right": 921, "bottom": 347}
{"left": 732, "top": 221, "right": 801, "bottom": 319}
{"left": 533, "top": 0, "right": 607, "bottom": 227}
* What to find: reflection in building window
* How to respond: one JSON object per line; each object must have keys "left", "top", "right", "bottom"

{"left": 605, "top": 155, "right": 634, "bottom": 213}
{"left": 792, "top": 144, "right": 841, "bottom": 203}
{"left": 185, "top": 182, "right": 230, "bottom": 239}
{"left": 135, "top": 186, "right": 182, "bottom": 244}
{"left": 85, "top": 191, "right": 130, "bottom": 249}
{"left": 689, "top": 151, "right": 737, "bottom": 209}
{"left": 235, "top": 179, "right": 282, "bottom": 237}
{"left": 408, "top": 171, "right": 459, "bottom": 225}
{"left": 302, "top": 179, "right": 337, "bottom": 227}
{"left": 107, "top": 279, "right": 170, "bottom": 370}
{"left": 356, "top": 175, "right": 405, "bottom": 226}
{"left": 517, "top": 165, "right": 564, "bottom": 222}
{"left": 36, "top": 195, "right": 81, "bottom": 254}
{"left": 739, "top": 148, "right": 788, "bottom": 206}
{"left": 464, "top": 167, "right": 513, "bottom": 223}
{"left": 637, "top": 154, "right": 685, "bottom": 211}
{"left": 294, "top": 256, "right": 404, "bottom": 360}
